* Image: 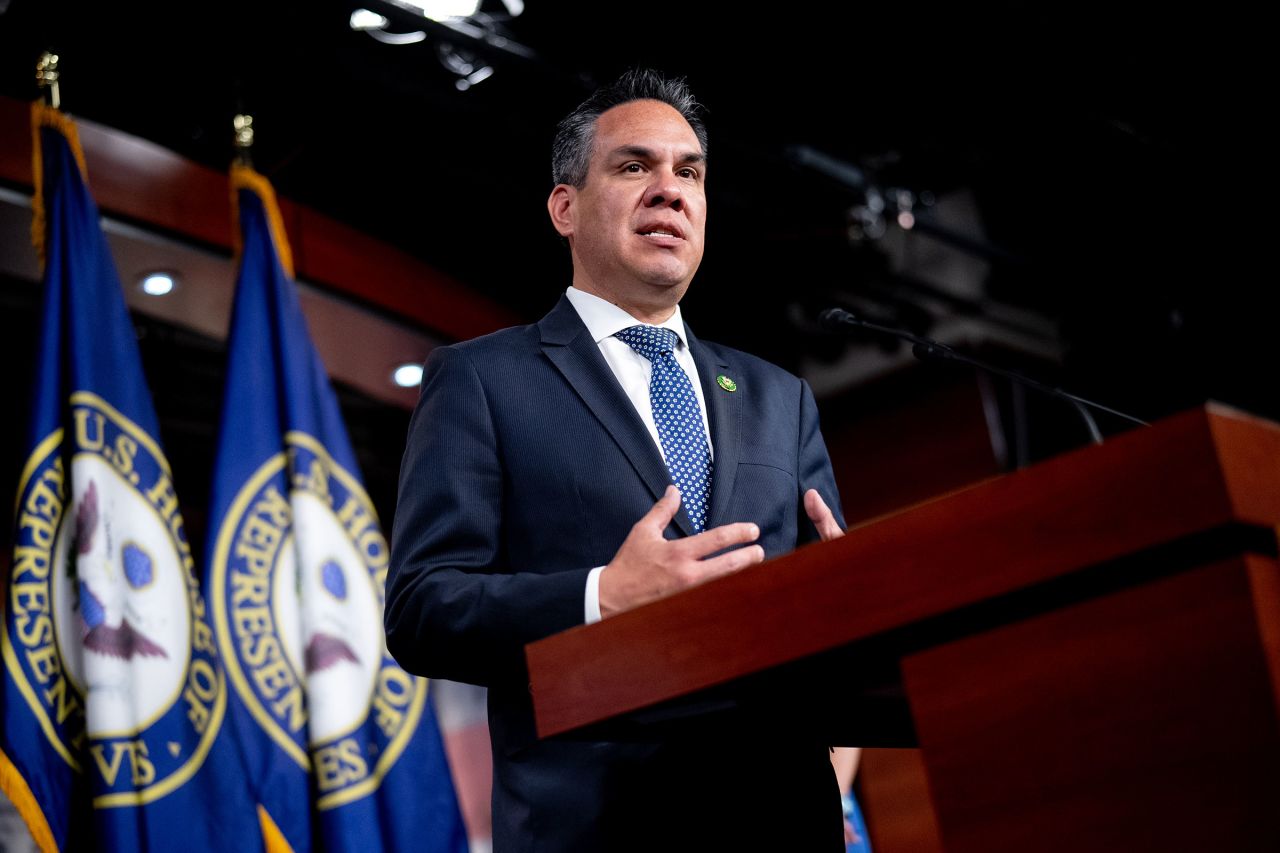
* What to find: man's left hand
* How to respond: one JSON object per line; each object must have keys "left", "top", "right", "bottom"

{"left": 803, "top": 488, "right": 844, "bottom": 542}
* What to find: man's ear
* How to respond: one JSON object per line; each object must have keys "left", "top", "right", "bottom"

{"left": 547, "top": 184, "right": 576, "bottom": 238}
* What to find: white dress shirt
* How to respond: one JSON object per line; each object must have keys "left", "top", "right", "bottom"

{"left": 563, "top": 287, "right": 715, "bottom": 623}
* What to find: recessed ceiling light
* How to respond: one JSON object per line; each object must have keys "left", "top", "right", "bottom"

{"left": 392, "top": 362, "right": 424, "bottom": 388}
{"left": 139, "top": 272, "right": 176, "bottom": 296}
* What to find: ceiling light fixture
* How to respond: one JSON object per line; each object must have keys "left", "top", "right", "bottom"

{"left": 351, "top": 8, "right": 428, "bottom": 43}
{"left": 396, "top": 0, "right": 481, "bottom": 22}
{"left": 436, "top": 42, "right": 493, "bottom": 90}
{"left": 392, "top": 362, "right": 424, "bottom": 388}
{"left": 349, "top": 9, "right": 390, "bottom": 30}
{"left": 358, "top": 1, "right": 532, "bottom": 87}
{"left": 139, "top": 272, "right": 176, "bottom": 296}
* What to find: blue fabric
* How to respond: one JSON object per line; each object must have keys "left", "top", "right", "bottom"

{"left": 613, "top": 325, "right": 713, "bottom": 531}
{"left": 203, "top": 182, "right": 467, "bottom": 852}
{"left": 2, "top": 116, "right": 257, "bottom": 851}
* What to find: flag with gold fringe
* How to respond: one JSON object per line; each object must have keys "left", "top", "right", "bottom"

{"left": 204, "top": 163, "right": 466, "bottom": 852}
{"left": 0, "top": 103, "right": 258, "bottom": 851}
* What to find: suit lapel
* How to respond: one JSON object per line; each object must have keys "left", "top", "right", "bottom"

{"left": 539, "top": 295, "right": 695, "bottom": 536}
{"left": 688, "top": 326, "right": 741, "bottom": 531}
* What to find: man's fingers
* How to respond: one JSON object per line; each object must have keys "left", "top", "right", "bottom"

{"left": 682, "top": 521, "right": 760, "bottom": 559}
{"left": 640, "top": 485, "right": 683, "bottom": 532}
{"left": 698, "top": 543, "right": 765, "bottom": 579}
{"left": 804, "top": 488, "right": 844, "bottom": 541}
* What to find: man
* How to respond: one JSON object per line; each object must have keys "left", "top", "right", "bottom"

{"left": 387, "top": 69, "right": 847, "bottom": 851}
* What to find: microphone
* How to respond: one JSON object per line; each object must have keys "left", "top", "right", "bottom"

{"left": 819, "top": 308, "right": 1148, "bottom": 444}
{"left": 820, "top": 308, "right": 956, "bottom": 361}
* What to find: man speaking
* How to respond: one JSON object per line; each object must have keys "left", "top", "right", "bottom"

{"left": 387, "top": 69, "right": 848, "bottom": 851}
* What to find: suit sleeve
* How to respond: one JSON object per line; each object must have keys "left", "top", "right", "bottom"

{"left": 385, "top": 345, "right": 592, "bottom": 687}
{"left": 796, "top": 377, "right": 846, "bottom": 547}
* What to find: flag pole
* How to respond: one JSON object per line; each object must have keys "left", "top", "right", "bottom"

{"left": 35, "top": 51, "right": 60, "bottom": 110}
{"left": 30, "top": 51, "right": 85, "bottom": 268}
{"left": 229, "top": 116, "right": 295, "bottom": 278}
{"left": 233, "top": 113, "right": 254, "bottom": 167}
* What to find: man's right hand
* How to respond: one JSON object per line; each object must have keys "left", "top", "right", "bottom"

{"left": 598, "top": 485, "right": 765, "bottom": 618}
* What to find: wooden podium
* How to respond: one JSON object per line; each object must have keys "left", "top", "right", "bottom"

{"left": 525, "top": 405, "right": 1280, "bottom": 851}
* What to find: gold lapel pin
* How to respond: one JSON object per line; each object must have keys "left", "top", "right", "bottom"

{"left": 716, "top": 374, "right": 738, "bottom": 392}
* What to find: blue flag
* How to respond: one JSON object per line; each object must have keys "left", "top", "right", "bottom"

{"left": 1, "top": 104, "right": 258, "bottom": 851}
{"left": 204, "top": 165, "right": 467, "bottom": 852}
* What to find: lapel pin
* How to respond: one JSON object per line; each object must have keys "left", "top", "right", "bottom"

{"left": 716, "top": 374, "right": 738, "bottom": 392}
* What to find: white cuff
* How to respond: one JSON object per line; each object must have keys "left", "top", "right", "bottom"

{"left": 584, "top": 565, "right": 605, "bottom": 624}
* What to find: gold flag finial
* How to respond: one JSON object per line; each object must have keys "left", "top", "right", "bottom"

{"left": 233, "top": 113, "right": 254, "bottom": 166}
{"left": 35, "top": 52, "right": 61, "bottom": 109}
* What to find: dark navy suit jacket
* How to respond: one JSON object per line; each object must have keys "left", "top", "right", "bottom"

{"left": 387, "top": 295, "right": 847, "bottom": 852}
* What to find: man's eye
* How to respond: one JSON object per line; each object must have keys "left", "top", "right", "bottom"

{"left": 624, "top": 163, "right": 644, "bottom": 173}
{"left": 678, "top": 168, "right": 698, "bottom": 179}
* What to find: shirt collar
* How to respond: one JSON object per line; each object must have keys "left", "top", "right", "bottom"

{"left": 565, "top": 286, "right": 689, "bottom": 350}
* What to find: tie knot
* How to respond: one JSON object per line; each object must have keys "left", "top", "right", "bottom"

{"left": 614, "top": 325, "right": 678, "bottom": 361}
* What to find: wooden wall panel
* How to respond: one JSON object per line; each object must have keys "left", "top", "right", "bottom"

{"left": 0, "top": 94, "right": 519, "bottom": 342}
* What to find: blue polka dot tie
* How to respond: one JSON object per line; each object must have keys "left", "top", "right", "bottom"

{"left": 615, "top": 325, "right": 713, "bottom": 532}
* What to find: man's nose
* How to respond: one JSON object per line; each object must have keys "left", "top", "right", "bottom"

{"left": 642, "top": 171, "right": 684, "bottom": 211}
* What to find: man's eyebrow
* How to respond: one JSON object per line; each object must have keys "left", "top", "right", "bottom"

{"left": 608, "top": 145, "right": 706, "bottom": 166}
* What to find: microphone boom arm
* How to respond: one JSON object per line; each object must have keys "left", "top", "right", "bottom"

{"left": 822, "top": 308, "right": 1147, "bottom": 444}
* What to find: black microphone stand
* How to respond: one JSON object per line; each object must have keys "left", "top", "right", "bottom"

{"left": 821, "top": 308, "right": 1148, "bottom": 445}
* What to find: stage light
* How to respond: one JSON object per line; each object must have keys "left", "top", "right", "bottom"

{"left": 397, "top": 0, "right": 480, "bottom": 22}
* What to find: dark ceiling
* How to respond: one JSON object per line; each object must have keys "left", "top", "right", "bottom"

{"left": 0, "top": 0, "right": 1269, "bottom": 425}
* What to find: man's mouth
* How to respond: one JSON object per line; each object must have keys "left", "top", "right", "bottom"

{"left": 635, "top": 220, "right": 685, "bottom": 240}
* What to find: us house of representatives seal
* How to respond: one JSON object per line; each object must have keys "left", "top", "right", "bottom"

{"left": 4, "top": 392, "right": 225, "bottom": 806}
{"left": 209, "top": 432, "right": 425, "bottom": 809}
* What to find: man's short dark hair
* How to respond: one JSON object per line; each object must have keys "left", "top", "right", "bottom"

{"left": 551, "top": 68, "right": 708, "bottom": 188}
